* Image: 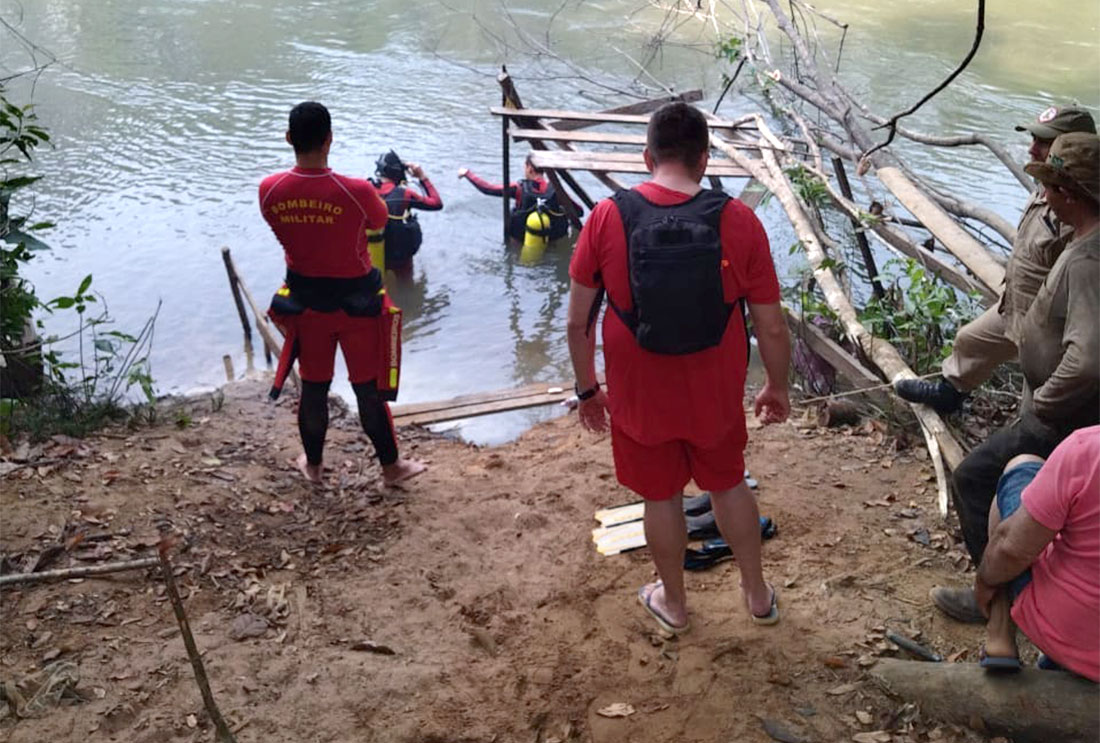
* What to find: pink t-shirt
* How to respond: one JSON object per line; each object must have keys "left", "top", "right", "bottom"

{"left": 1012, "top": 426, "right": 1100, "bottom": 681}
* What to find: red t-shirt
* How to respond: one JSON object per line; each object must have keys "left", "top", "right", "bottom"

{"left": 1012, "top": 426, "right": 1100, "bottom": 681}
{"left": 259, "top": 167, "right": 388, "bottom": 278}
{"left": 569, "top": 181, "right": 780, "bottom": 447}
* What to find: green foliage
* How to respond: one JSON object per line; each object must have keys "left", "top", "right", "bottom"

{"left": 1, "top": 87, "right": 159, "bottom": 441}
{"left": 1, "top": 90, "right": 52, "bottom": 352}
{"left": 715, "top": 35, "right": 742, "bottom": 65}
{"left": 858, "top": 259, "right": 980, "bottom": 375}
{"left": 785, "top": 165, "right": 829, "bottom": 208}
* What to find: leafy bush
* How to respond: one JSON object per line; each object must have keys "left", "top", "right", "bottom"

{"left": 859, "top": 258, "right": 981, "bottom": 375}
{"left": 1, "top": 87, "right": 158, "bottom": 440}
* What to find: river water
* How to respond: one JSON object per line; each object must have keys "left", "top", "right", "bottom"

{"left": 3, "top": 0, "right": 1097, "bottom": 443}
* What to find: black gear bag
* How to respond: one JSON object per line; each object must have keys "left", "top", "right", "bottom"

{"left": 606, "top": 187, "right": 739, "bottom": 355}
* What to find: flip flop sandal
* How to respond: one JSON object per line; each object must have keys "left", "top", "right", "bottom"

{"left": 750, "top": 583, "right": 780, "bottom": 626}
{"left": 637, "top": 581, "right": 690, "bottom": 635}
{"left": 979, "top": 646, "right": 1022, "bottom": 672}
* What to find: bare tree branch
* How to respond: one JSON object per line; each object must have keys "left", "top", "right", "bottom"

{"left": 863, "top": 0, "right": 986, "bottom": 160}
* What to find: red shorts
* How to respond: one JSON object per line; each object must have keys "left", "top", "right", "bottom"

{"left": 294, "top": 309, "right": 380, "bottom": 384}
{"left": 610, "top": 424, "right": 746, "bottom": 501}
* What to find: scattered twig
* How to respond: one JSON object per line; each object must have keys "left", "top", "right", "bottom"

{"left": 159, "top": 541, "right": 237, "bottom": 743}
{"left": 0, "top": 556, "right": 159, "bottom": 587}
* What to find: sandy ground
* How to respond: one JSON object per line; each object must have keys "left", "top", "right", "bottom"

{"left": 1, "top": 379, "right": 1003, "bottom": 743}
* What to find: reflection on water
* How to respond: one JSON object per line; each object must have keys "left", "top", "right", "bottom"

{"left": 2, "top": 0, "right": 1097, "bottom": 444}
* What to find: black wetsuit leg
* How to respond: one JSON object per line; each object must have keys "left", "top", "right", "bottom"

{"left": 299, "top": 380, "right": 331, "bottom": 466}
{"left": 352, "top": 380, "right": 399, "bottom": 466}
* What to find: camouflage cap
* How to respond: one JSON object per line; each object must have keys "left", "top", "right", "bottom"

{"left": 1024, "top": 132, "right": 1100, "bottom": 204}
{"left": 1015, "top": 105, "right": 1096, "bottom": 140}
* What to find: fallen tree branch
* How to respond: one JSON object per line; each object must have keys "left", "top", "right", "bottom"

{"left": 859, "top": 112, "right": 1031, "bottom": 191}
{"left": 0, "top": 557, "right": 159, "bottom": 587}
{"left": 714, "top": 121, "right": 966, "bottom": 500}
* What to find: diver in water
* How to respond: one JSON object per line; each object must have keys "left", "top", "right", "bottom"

{"left": 458, "top": 154, "right": 579, "bottom": 243}
{"left": 370, "top": 150, "right": 443, "bottom": 280}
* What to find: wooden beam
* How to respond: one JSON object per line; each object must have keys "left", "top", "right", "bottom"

{"left": 527, "top": 150, "right": 748, "bottom": 177}
{"left": 489, "top": 107, "right": 746, "bottom": 129}
{"left": 510, "top": 128, "right": 648, "bottom": 146}
{"left": 499, "top": 70, "right": 598, "bottom": 215}
{"left": 391, "top": 377, "right": 606, "bottom": 427}
{"left": 222, "top": 249, "right": 298, "bottom": 390}
{"left": 783, "top": 307, "right": 890, "bottom": 407}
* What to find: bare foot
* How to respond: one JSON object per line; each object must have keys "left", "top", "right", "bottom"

{"left": 382, "top": 457, "right": 427, "bottom": 486}
{"left": 294, "top": 453, "right": 323, "bottom": 485}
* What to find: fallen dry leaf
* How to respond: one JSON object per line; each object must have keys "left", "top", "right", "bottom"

{"left": 596, "top": 703, "right": 635, "bottom": 719}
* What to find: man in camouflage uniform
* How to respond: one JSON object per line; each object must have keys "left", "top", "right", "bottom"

{"left": 896, "top": 106, "right": 1096, "bottom": 413}
{"left": 929, "top": 130, "right": 1100, "bottom": 622}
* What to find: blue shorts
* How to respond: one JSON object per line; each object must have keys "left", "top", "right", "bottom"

{"left": 995, "top": 461, "right": 1043, "bottom": 601}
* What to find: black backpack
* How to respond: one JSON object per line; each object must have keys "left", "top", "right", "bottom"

{"left": 606, "top": 187, "right": 743, "bottom": 355}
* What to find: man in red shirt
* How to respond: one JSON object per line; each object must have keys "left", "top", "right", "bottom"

{"left": 567, "top": 102, "right": 791, "bottom": 633}
{"left": 259, "top": 101, "right": 426, "bottom": 486}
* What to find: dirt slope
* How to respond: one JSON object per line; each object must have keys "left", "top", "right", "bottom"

{"left": 1, "top": 379, "right": 995, "bottom": 742}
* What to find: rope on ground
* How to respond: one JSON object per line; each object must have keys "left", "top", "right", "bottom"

{"left": 795, "top": 372, "right": 940, "bottom": 406}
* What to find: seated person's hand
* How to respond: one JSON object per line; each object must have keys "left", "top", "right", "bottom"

{"left": 974, "top": 576, "right": 997, "bottom": 619}
{"left": 407, "top": 162, "right": 425, "bottom": 180}
{"left": 457, "top": 167, "right": 468, "bottom": 179}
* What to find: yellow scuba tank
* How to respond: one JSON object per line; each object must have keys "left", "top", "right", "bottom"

{"left": 521, "top": 209, "right": 551, "bottom": 264}
{"left": 367, "top": 227, "right": 386, "bottom": 274}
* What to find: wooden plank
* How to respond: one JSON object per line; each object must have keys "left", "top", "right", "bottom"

{"left": 737, "top": 178, "right": 769, "bottom": 210}
{"left": 489, "top": 107, "right": 746, "bottom": 129}
{"left": 551, "top": 90, "right": 704, "bottom": 131}
{"left": 393, "top": 390, "right": 572, "bottom": 427}
{"left": 391, "top": 380, "right": 570, "bottom": 419}
{"left": 510, "top": 128, "right": 648, "bottom": 146}
{"left": 527, "top": 150, "right": 748, "bottom": 177}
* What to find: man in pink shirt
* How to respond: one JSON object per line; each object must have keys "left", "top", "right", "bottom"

{"left": 975, "top": 426, "right": 1099, "bottom": 680}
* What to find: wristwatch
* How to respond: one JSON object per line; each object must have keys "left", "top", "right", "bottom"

{"left": 575, "top": 382, "right": 600, "bottom": 401}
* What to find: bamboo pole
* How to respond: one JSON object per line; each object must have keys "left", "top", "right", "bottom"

{"left": 501, "top": 104, "right": 511, "bottom": 240}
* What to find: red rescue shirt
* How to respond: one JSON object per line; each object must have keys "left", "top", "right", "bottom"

{"left": 569, "top": 181, "right": 780, "bottom": 447}
{"left": 259, "top": 166, "right": 388, "bottom": 278}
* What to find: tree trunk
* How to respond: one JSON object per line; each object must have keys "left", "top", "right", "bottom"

{"left": 870, "top": 658, "right": 1100, "bottom": 743}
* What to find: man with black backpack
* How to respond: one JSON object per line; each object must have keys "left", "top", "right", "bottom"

{"left": 566, "top": 102, "right": 791, "bottom": 634}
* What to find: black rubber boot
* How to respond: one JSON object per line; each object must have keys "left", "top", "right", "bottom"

{"left": 894, "top": 378, "right": 966, "bottom": 414}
